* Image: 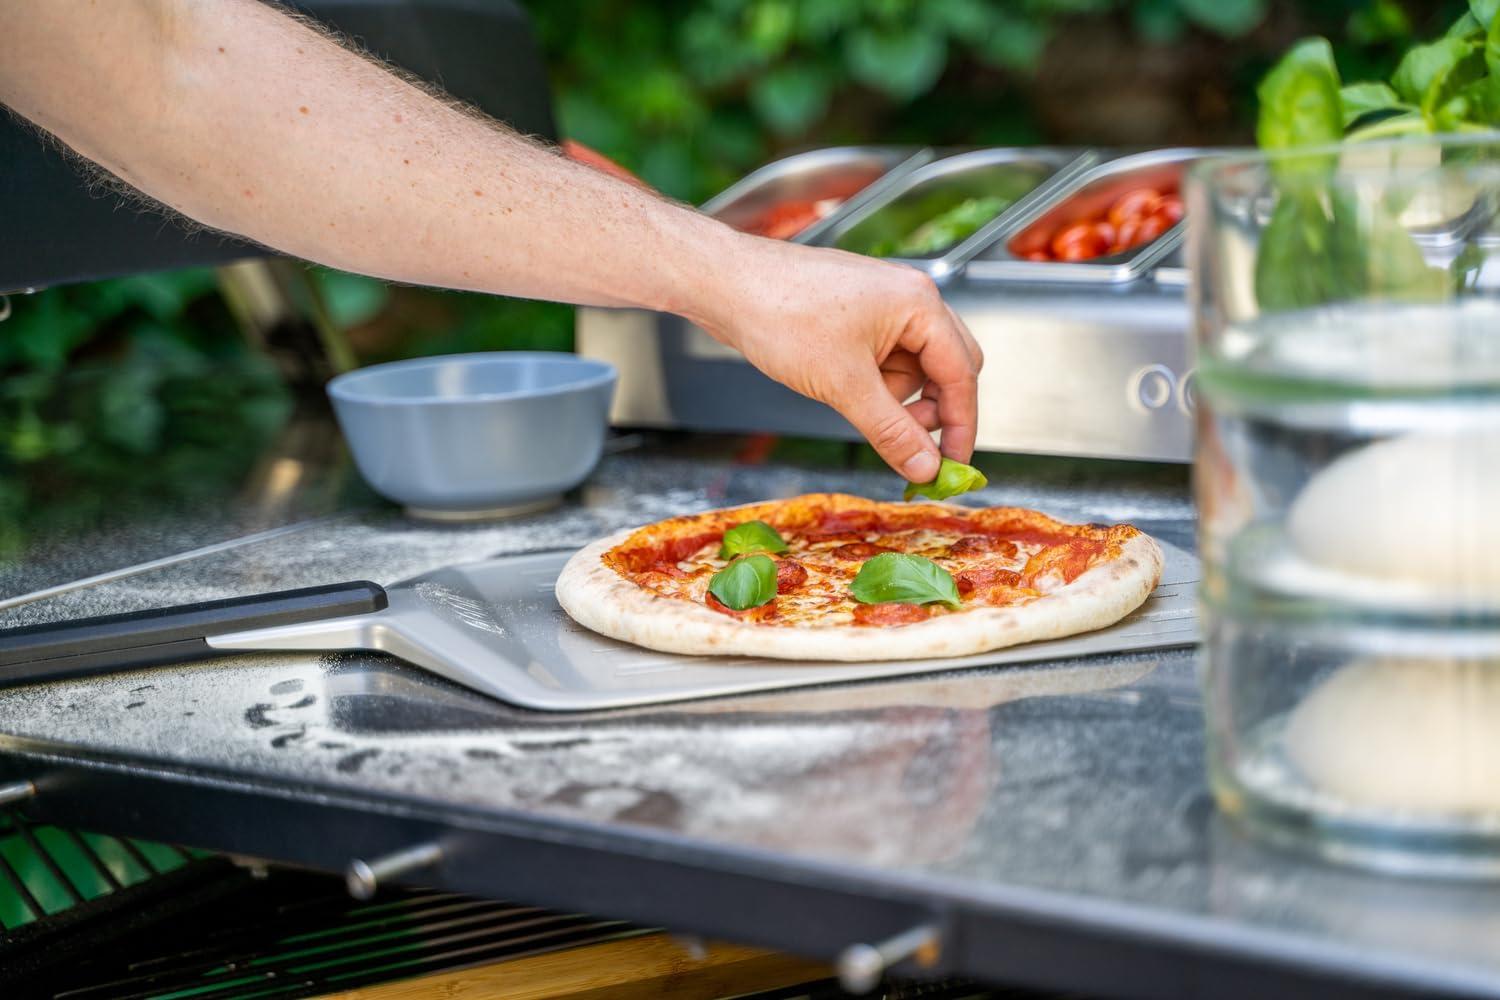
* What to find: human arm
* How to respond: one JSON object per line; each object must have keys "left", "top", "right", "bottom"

{"left": 0, "top": 0, "right": 979, "bottom": 479}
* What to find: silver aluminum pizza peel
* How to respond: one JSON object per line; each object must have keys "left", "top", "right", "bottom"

{"left": 0, "top": 540, "right": 1198, "bottom": 712}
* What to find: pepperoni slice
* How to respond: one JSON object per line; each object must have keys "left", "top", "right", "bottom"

{"left": 946, "top": 535, "right": 1020, "bottom": 559}
{"left": 955, "top": 564, "right": 1026, "bottom": 596}
{"left": 776, "top": 558, "right": 808, "bottom": 593}
{"left": 830, "top": 542, "right": 890, "bottom": 561}
{"left": 705, "top": 592, "right": 778, "bottom": 621}
{"left": 852, "top": 603, "right": 931, "bottom": 626}
{"left": 816, "top": 509, "right": 882, "bottom": 534}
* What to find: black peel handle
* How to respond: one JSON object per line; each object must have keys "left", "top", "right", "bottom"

{"left": 0, "top": 581, "right": 388, "bottom": 686}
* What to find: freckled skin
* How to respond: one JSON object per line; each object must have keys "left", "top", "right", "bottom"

{"left": 0, "top": 0, "right": 981, "bottom": 478}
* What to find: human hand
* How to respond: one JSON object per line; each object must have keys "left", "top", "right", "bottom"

{"left": 689, "top": 235, "right": 982, "bottom": 482}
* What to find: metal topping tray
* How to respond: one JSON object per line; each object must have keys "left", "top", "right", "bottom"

{"left": 700, "top": 146, "right": 932, "bottom": 244}
{"left": 301, "top": 537, "right": 1198, "bottom": 711}
{"left": 818, "top": 147, "right": 1093, "bottom": 278}
{"left": 964, "top": 147, "right": 1214, "bottom": 283}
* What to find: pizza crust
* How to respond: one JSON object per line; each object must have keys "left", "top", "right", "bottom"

{"left": 555, "top": 501, "right": 1164, "bottom": 662}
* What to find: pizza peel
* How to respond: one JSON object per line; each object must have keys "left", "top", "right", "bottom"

{"left": 0, "top": 540, "right": 1198, "bottom": 711}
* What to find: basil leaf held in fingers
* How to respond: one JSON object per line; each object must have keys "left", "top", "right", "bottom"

{"left": 718, "top": 520, "right": 788, "bottom": 559}
{"left": 904, "top": 457, "right": 988, "bottom": 502}
{"left": 709, "top": 555, "right": 778, "bottom": 610}
{"left": 850, "top": 553, "right": 961, "bottom": 609}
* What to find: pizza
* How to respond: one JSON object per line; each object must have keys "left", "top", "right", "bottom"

{"left": 555, "top": 493, "right": 1163, "bottom": 661}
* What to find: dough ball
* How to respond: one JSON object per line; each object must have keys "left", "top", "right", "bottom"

{"left": 1287, "top": 430, "right": 1500, "bottom": 591}
{"left": 1284, "top": 658, "right": 1500, "bottom": 813}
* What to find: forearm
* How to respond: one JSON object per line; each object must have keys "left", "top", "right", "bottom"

{"left": 0, "top": 0, "right": 735, "bottom": 319}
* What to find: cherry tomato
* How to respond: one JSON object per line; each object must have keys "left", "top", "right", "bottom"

{"left": 1050, "top": 221, "right": 1110, "bottom": 261}
{"left": 1022, "top": 250, "right": 1050, "bottom": 262}
{"left": 1009, "top": 227, "right": 1051, "bottom": 257}
{"left": 1092, "top": 220, "right": 1116, "bottom": 248}
{"left": 1107, "top": 187, "right": 1163, "bottom": 229}
{"left": 748, "top": 200, "right": 824, "bottom": 239}
{"left": 1155, "top": 195, "right": 1185, "bottom": 225}
{"left": 1136, "top": 212, "right": 1171, "bottom": 245}
{"left": 1112, "top": 216, "right": 1143, "bottom": 253}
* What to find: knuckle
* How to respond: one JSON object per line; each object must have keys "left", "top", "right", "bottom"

{"left": 868, "top": 409, "right": 918, "bottom": 454}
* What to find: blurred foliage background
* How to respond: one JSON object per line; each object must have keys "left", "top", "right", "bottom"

{"left": 0, "top": 0, "right": 1468, "bottom": 556}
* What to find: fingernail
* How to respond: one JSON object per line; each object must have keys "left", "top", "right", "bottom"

{"left": 903, "top": 451, "right": 940, "bottom": 482}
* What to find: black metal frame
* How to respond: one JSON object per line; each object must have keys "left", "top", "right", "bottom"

{"left": 0, "top": 741, "right": 1481, "bottom": 1000}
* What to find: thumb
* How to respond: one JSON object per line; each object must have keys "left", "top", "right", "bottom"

{"left": 838, "top": 370, "right": 941, "bottom": 482}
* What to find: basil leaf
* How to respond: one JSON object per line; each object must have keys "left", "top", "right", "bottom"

{"left": 850, "top": 553, "right": 961, "bottom": 609}
{"left": 1471, "top": 0, "right": 1499, "bottom": 30}
{"left": 904, "top": 457, "right": 989, "bottom": 502}
{"left": 708, "top": 555, "right": 778, "bottom": 610}
{"left": 1254, "top": 193, "right": 1339, "bottom": 310}
{"left": 1391, "top": 36, "right": 1484, "bottom": 127}
{"left": 1449, "top": 12, "right": 1484, "bottom": 42}
{"left": 719, "top": 520, "right": 788, "bottom": 559}
{"left": 1256, "top": 38, "right": 1343, "bottom": 183}
{"left": 1338, "top": 81, "right": 1408, "bottom": 127}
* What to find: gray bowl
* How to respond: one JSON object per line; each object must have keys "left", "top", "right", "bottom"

{"left": 327, "top": 352, "right": 617, "bottom": 518}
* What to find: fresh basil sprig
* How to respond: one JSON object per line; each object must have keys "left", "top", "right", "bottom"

{"left": 904, "top": 458, "right": 988, "bottom": 502}
{"left": 708, "top": 554, "right": 778, "bottom": 610}
{"left": 1251, "top": 18, "right": 1493, "bottom": 311}
{"left": 850, "top": 553, "right": 961, "bottom": 609}
{"left": 718, "top": 520, "right": 788, "bottom": 559}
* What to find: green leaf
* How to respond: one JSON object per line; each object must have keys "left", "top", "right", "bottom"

{"left": 850, "top": 553, "right": 961, "bottom": 609}
{"left": 1349, "top": 0, "right": 1413, "bottom": 45}
{"left": 1253, "top": 193, "right": 1340, "bottom": 310}
{"left": 719, "top": 520, "right": 789, "bottom": 559}
{"left": 1329, "top": 190, "right": 1450, "bottom": 302}
{"left": 1391, "top": 36, "right": 1483, "bottom": 122}
{"left": 1451, "top": 241, "right": 1487, "bottom": 292}
{"left": 1337, "top": 82, "right": 1408, "bottom": 127}
{"left": 1131, "top": 0, "right": 1186, "bottom": 44}
{"left": 748, "top": 64, "right": 832, "bottom": 135}
{"left": 1471, "top": 0, "right": 1500, "bottom": 28}
{"left": 315, "top": 270, "right": 389, "bottom": 329}
{"left": 709, "top": 554, "right": 778, "bottom": 610}
{"left": 844, "top": 27, "right": 947, "bottom": 100}
{"left": 904, "top": 457, "right": 989, "bottom": 502}
{"left": 1448, "top": 12, "right": 1483, "bottom": 41}
{"left": 978, "top": 12, "right": 1048, "bottom": 71}
{"left": 1175, "top": 0, "right": 1266, "bottom": 37}
{"left": 1255, "top": 38, "right": 1343, "bottom": 182}
{"left": 745, "top": 0, "right": 795, "bottom": 58}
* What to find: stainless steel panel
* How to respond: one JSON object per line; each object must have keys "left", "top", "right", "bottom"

{"left": 701, "top": 146, "right": 931, "bottom": 244}
{"left": 820, "top": 148, "right": 1093, "bottom": 278}
{"left": 211, "top": 540, "right": 1199, "bottom": 711}
{"left": 964, "top": 148, "right": 1215, "bottom": 283}
{"left": 949, "top": 282, "right": 1193, "bottom": 461}
{"left": 578, "top": 278, "right": 1195, "bottom": 462}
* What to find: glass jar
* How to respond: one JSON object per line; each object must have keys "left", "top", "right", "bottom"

{"left": 1187, "top": 137, "right": 1500, "bottom": 876}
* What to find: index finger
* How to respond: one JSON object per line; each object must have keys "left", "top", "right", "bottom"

{"left": 901, "top": 309, "right": 978, "bottom": 462}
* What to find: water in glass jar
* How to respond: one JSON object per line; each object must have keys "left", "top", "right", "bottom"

{"left": 1196, "top": 297, "right": 1500, "bottom": 876}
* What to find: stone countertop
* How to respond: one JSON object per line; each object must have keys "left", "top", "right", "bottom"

{"left": 2, "top": 432, "right": 1496, "bottom": 998}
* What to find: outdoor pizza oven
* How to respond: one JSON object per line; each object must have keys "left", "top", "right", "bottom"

{"left": 578, "top": 146, "right": 1206, "bottom": 463}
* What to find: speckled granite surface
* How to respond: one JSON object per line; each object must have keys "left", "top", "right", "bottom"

{"left": 2, "top": 434, "right": 1498, "bottom": 996}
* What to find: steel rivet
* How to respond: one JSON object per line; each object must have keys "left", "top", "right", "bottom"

{"left": 345, "top": 841, "right": 443, "bottom": 900}
{"left": 0, "top": 780, "right": 37, "bottom": 807}
{"left": 837, "top": 923, "right": 941, "bottom": 994}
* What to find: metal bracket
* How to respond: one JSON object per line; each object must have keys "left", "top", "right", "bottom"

{"left": 345, "top": 841, "right": 443, "bottom": 900}
{"left": 837, "top": 922, "right": 943, "bottom": 994}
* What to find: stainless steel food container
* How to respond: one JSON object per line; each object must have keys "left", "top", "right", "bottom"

{"left": 963, "top": 148, "right": 1215, "bottom": 283}
{"left": 817, "top": 148, "right": 1093, "bottom": 278}
{"left": 701, "top": 146, "right": 932, "bottom": 244}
